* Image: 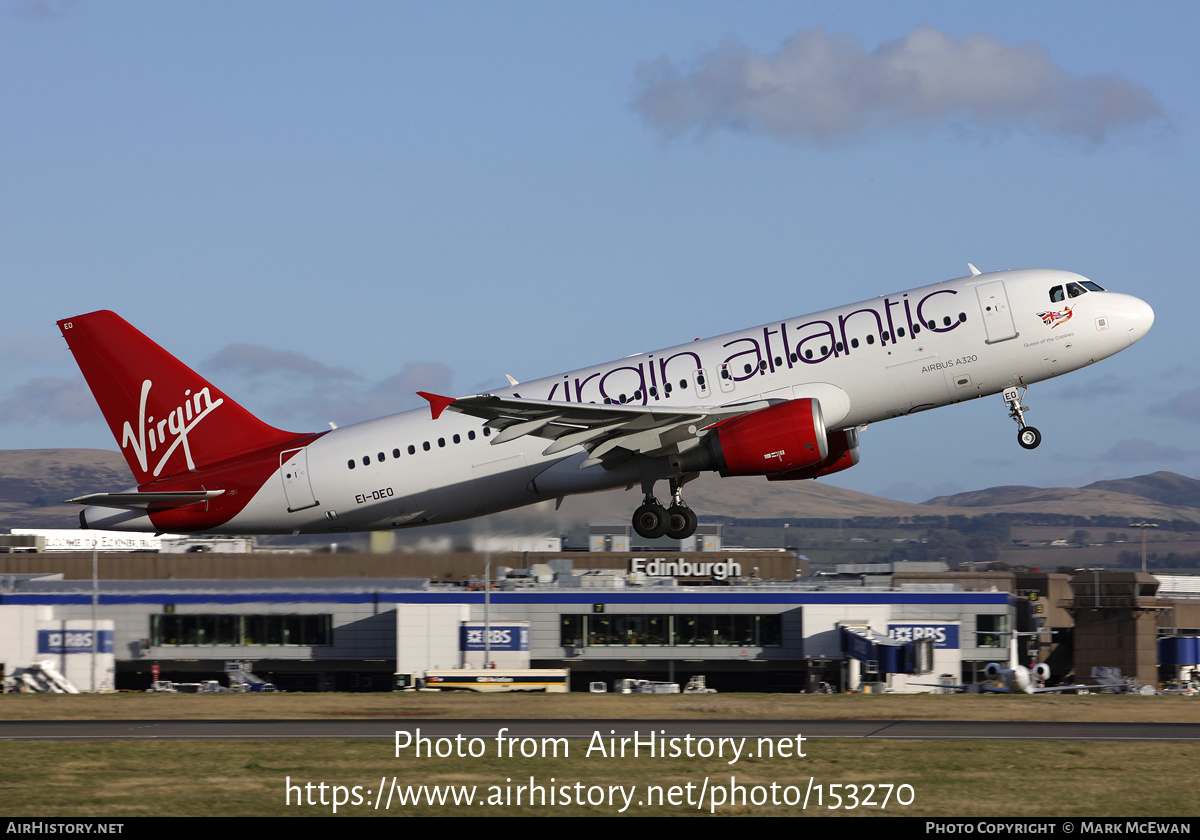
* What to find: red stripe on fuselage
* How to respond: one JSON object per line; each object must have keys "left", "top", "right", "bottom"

{"left": 139, "top": 432, "right": 326, "bottom": 532}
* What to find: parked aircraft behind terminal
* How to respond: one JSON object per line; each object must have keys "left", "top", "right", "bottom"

{"left": 919, "top": 663, "right": 1106, "bottom": 695}
{"left": 58, "top": 266, "right": 1153, "bottom": 538}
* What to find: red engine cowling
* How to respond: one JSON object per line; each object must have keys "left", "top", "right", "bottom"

{"left": 709, "top": 399, "right": 828, "bottom": 477}
{"left": 767, "top": 428, "right": 861, "bottom": 482}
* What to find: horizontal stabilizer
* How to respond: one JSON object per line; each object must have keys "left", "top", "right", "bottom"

{"left": 64, "top": 490, "right": 226, "bottom": 511}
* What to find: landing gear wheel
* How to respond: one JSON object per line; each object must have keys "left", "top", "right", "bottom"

{"left": 1017, "top": 426, "right": 1042, "bottom": 450}
{"left": 665, "top": 505, "right": 698, "bottom": 540}
{"left": 633, "top": 502, "right": 670, "bottom": 539}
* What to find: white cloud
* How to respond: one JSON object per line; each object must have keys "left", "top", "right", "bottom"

{"left": 1156, "top": 387, "right": 1200, "bottom": 424}
{"left": 1099, "top": 438, "right": 1195, "bottom": 463}
{"left": 0, "top": 376, "right": 98, "bottom": 424}
{"left": 632, "top": 27, "right": 1163, "bottom": 148}
{"left": 0, "top": 340, "right": 452, "bottom": 433}
{"left": 205, "top": 344, "right": 360, "bottom": 382}
{"left": 274, "top": 362, "right": 454, "bottom": 428}
{"left": 200, "top": 345, "right": 453, "bottom": 429}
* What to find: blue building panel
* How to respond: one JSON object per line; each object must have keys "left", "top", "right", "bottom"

{"left": 38, "top": 629, "right": 113, "bottom": 654}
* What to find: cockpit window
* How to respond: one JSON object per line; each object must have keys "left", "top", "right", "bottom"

{"left": 1066, "top": 282, "right": 1087, "bottom": 298}
{"left": 1050, "top": 286, "right": 1065, "bottom": 303}
{"left": 1080, "top": 280, "right": 1105, "bottom": 292}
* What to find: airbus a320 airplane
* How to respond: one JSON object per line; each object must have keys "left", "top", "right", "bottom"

{"left": 59, "top": 266, "right": 1152, "bottom": 539}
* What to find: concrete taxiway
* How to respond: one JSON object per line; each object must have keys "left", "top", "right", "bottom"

{"left": 2, "top": 718, "right": 1198, "bottom": 740}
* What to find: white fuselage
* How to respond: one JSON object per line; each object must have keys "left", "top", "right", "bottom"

{"left": 85, "top": 268, "right": 1153, "bottom": 534}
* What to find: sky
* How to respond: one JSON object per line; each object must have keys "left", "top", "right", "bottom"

{"left": 1, "top": 1, "right": 1196, "bottom": 505}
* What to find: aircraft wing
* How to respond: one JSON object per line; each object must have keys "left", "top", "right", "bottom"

{"left": 906, "top": 682, "right": 1011, "bottom": 694}
{"left": 64, "top": 491, "right": 226, "bottom": 511}
{"left": 419, "top": 392, "right": 771, "bottom": 468}
{"left": 908, "top": 681, "right": 1098, "bottom": 695}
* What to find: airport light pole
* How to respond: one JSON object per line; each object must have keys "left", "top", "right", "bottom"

{"left": 484, "top": 552, "right": 491, "bottom": 669}
{"left": 1129, "top": 522, "right": 1158, "bottom": 574}
{"left": 91, "top": 544, "right": 98, "bottom": 693}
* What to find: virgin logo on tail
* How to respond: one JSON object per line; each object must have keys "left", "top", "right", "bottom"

{"left": 121, "top": 380, "right": 224, "bottom": 477}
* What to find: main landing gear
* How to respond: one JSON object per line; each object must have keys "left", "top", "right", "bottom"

{"left": 632, "top": 475, "right": 698, "bottom": 540}
{"left": 1004, "top": 386, "right": 1042, "bottom": 450}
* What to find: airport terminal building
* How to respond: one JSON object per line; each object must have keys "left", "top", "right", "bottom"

{"left": 0, "top": 552, "right": 1015, "bottom": 692}
{"left": 1, "top": 551, "right": 1196, "bottom": 693}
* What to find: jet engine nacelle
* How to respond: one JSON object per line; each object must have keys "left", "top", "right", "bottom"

{"left": 707, "top": 398, "right": 828, "bottom": 477}
{"left": 766, "top": 427, "right": 860, "bottom": 481}
{"left": 985, "top": 662, "right": 1051, "bottom": 681}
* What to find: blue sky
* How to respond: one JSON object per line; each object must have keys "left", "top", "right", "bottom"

{"left": 1, "top": 1, "right": 1195, "bottom": 504}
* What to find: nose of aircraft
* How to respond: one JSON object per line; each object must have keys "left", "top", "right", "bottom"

{"left": 1125, "top": 295, "right": 1155, "bottom": 346}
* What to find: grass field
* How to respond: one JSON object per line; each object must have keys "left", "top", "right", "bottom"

{"left": 3, "top": 689, "right": 1200, "bottom": 721}
{"left": 2, "top": 692, "right": 1198, "bottom": 818}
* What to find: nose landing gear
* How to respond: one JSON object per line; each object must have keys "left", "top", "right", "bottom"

{"left": 1004, "top": 386, "right": 1042, "bottom": 450}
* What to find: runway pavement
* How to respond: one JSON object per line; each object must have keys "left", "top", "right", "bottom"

{"left": 2, "top": 718, "right": 1199, "bottom": 740}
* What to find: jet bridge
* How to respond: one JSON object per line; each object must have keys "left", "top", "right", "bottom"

{"left": 841, "top": 626, "right": 934, "bottom": 691}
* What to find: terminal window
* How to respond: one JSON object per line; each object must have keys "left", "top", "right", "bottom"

{"left": 560, "top": 614, "right": 781, "bottom": 647}
{"left": 151, "top": 613, "right": 333, "bottom": 647}
{"left": 974, "top": 614, "right": 1008, "bottom": 648}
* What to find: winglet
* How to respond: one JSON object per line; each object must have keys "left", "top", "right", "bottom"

{"left": 417, "top": 392, "right": 456, "bottom": 420}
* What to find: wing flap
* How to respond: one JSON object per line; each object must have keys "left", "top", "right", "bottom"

{"left": 428, "top": 393, "right": 772, "bottom": 464}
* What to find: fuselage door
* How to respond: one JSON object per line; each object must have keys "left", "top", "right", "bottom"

{"left": 975, "top": 281, "right": 1019, "bottom": 344}
{"left": 280, "top": 447, "right": 319, "bottom": 512}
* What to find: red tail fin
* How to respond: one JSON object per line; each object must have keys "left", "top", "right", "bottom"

{"left": 58, "top": 311, "right": 303, "bottom": 485}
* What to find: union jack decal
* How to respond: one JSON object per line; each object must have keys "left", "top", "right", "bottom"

{"left": 1037, "top": 305, "right": 1073, "bottom": 329}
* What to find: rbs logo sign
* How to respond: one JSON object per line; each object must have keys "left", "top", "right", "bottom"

{"left": 888, "top": 624, "right": 958, "bottom": 649}
{"left": 37, "top": 629, "right": 113, "bottom": 654}
{"left": 459, "top": 626, "right": 529, "bottom": 651}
